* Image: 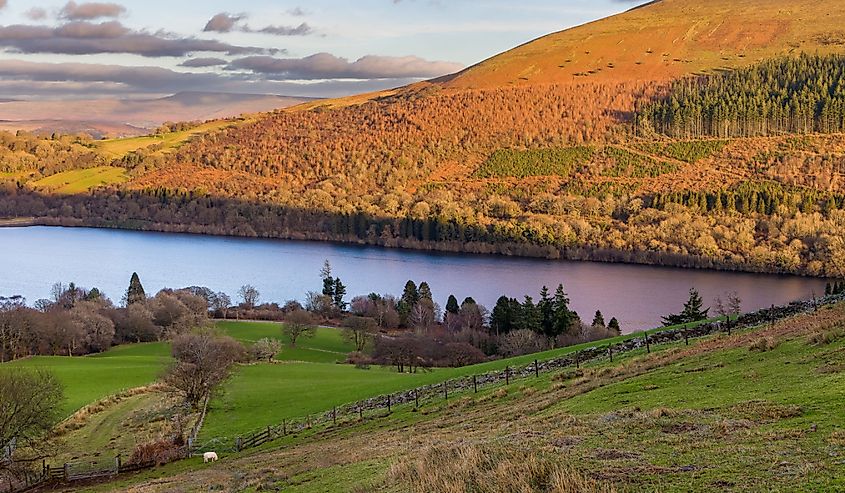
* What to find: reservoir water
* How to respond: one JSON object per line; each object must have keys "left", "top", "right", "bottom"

{"left": 0, "top": 226, "right": 826, "bottom": 331}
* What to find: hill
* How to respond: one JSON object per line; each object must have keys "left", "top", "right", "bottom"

{"left": 70, "top": 300, "right": 845, "bottom": 492}
{"left": 4, "top": 0, "right": 845, "bottom": 277}
{"left": 440, "top": 0, "right": 845, "bottom": 89}
{"left": 0, "top": 92, "right": 312, "bottom": 138}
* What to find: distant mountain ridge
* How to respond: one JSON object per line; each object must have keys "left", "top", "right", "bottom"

{"left": 0, "top": 92, "right": 315, "bottom": 138}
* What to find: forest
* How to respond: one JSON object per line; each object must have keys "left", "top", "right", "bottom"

{"left": 636, "top": 54, "right": 845, "bottom": 138}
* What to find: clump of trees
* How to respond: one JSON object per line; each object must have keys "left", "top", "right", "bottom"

{"left": 0, "top": 273, "right": 209, "bottom": 363}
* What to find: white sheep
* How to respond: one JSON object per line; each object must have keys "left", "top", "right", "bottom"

{"left": 203, "top": 452, "right": 219, "bottom": 463}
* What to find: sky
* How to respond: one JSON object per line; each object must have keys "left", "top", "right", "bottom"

{"left": 0, "top": 0, "right": 643, "bottom": 100}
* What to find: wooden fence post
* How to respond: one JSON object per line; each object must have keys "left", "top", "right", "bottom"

{"left": 64, "top": 463, "right": 69, "bottom": 482}
{"left": 534, "top": 359, "right": 539, "bottom": 378}
{"left": 333, "top": 407, "right": 337, "bottom": 426}
{"left": 415, "top": 389, "right": 419, "bottom": 409}
{"left": 684, "top": 327, "right": 689, "bottom": 346}
{"left": 359, "top": 406, "right": 363, "bottom": 420}
{"left": 505, "top": 366, "right": 510, "bottom": 385}
{"left": 575, "top": 352, "right": 580, "bottom": 369}
{"left": 115, "top": 454, "right": 122, "bottom": 473}
{"left": 443, "top": 382, "right": 448, "bottom": 400}
{"left": 645, "top": 333, "right": 651, "bottom": 353}
{"left": 473, "top": 375, "right": 478, "bottom": 393}
{"left": 387, "top": 395, "right": 391, "bottom": 413}
{"left": 307, "top": 415, "right": 312, "bottom": 429}
{"left": 608, "top": 346, "right": 613, "bottom": 363}
{"left": 283, "top": 419, "right": 287, "bottom": 436}
{"left": 236, "top": 437, "right": 242, "bottom": 452}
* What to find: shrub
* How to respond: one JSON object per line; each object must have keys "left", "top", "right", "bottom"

{"left": 129, "top": 438, "right": 183, "bottom": 466}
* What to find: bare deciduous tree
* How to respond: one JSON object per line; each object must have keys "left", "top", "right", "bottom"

{"left": 238, "top": 285, "right": 260, "bottom": 310}
{"left": 342, "top": 316, "right": 378, "bottom": 352}
{"left": 251, "top": 338, "right": 282, "bottom": 362}
{"left": 283, "top": 310, "right": 317, "bottom": 347}
{"left": 163, "top": 333, "right": 245, "bottom": 410}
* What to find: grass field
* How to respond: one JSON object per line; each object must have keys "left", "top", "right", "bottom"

{"left": 77, "top": 303, "right": 845, "bottom": 492}
{"left": 200, "top": 319, "right": 717, "bottom": 440}
{"left": 95, "top": 120, "right": 240, "bottom": 159}
{"left": 217, "top": 321, "right": 354, "bottom": 364}
{"left": 30, "top": 166, "right": 129, "bottom": 194}
{"left": 2, "top": 343, "right": 170, "bottom": 416}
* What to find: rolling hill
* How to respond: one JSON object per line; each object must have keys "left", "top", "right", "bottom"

{"left": 0, "top": 92, "right": 313, "bottom": 138}
{"left": 4, "top": 0, "right": 845, "bottom": 277}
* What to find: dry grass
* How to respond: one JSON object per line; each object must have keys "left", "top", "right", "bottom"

{"left": 54, "top": 384, "right": 164, "bottom": 436}
{"left": 384, "top": 443, "right": 616, "bottom": 493}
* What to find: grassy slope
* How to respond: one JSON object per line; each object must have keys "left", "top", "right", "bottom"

{"left": 80, "top": 303, "right": 845, "bottom": 493}
{"left": 30, "top": 166, "right": 128, "bottom": 195}
{"left": 217, "top": 321, "right": 354, "bottom": 364}
{"left": 2, "top": 343, "right": 170, "bottom": 416}
{"left": 202, "top": 319, "right": 718, "bottom": 440}
{"left": 443, "top": 0, "right": 845, "bottom": 90}
{"left": 95, "top": 120, "right": 241, "bottom": 160}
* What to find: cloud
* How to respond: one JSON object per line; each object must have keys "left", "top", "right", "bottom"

{"left": 0, "top": 59, "right": 423, "bottom": 99}
{"left": 255, "top": 23, "right": 313, "bottom": 36}
{"left": 179, "top": 57, "right": 228, "bottom": 68}
{"left": 204, "top": 12, "right": 314, "bottom": 37}
{"left": 59, "top": 1, "right": 126, "bottom": 20}
{"left": 287, "top": 7, "right": 307, "bottom": 17}
{"left": 25, "top": 8, "right": 49, "bottom": 20}
{"left": 0, "top": 21, "right": 268, "bottom": 57}
{"left": 228, "top": 53, "right": 464, "bottom": 80}
{"left": 203, "top": 13, "right": 244, "bottom": 33}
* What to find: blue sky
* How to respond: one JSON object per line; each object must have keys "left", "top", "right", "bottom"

{"left": 0, "top": 0, "right": 642, "bottom": 99}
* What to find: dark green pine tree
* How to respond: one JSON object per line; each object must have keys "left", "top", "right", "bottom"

{"left": 517, "top": 296, "right": 542, "bottom": 333}
{"left": 418, "top": 282, "right": 433, "bottom": 302}
{"left": 662, "top": 288, "right": 710, "bottom": 326}
{"left": 333, "top": 278, "right": 347, "bottom": 310}
{"left": 125, "top": 272, "right": 146, "bottom": 306}
{"left": 591, "top": 310, "right": 606, "bottom": 328}
{"left": 490, "top": 296, "right": 516, "bottom": 335}
{"left": 550, "top": 284, "right": 573, "bottom": 338}
{"left": 321, "top": 260, "right": 334, "bottom": 297}
{"left": 401, "top": 281, "right": 420, "bottom": 307}
{"left": 446, "top": 295, "right": 460, "bottom": 315}
{"left": 85, "top": 287, "right": 102, "bottom": 301}
{"left": 462, "top": 297, "right": 477, "bottom": 307}
{"left": 608, "top": 317, "right": 621, "bottom": 335}
{"left": 538, "top": 286, "right": 554, "bottom": 336}
{"left": 398, "top": 280, "right": 420, "bottom": 327}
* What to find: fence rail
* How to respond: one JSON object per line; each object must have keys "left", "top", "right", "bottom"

{"left": 1, "top": 292, "right": 836, "bottom": 492}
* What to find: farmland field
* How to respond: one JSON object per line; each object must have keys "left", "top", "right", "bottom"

{"left": 30, "top": 166, "right": 129, "bottom": 195}
{"left": 2, "top": 342, "right": 170, "bottom": 416}
{"left": 95, "top": 120, "right": 242, "bottom": 159}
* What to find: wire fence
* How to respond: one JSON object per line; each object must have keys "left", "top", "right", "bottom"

{"left": 1, "top": 292, "right": 835, "bottom": 492}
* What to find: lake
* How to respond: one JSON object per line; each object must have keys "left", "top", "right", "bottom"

{"left": 0, "top": 226, "right": 826, "bottom": 331}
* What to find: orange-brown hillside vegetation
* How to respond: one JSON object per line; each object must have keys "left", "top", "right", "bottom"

{"left": 5, "top": 0, "right": 845, "bottom": 277}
